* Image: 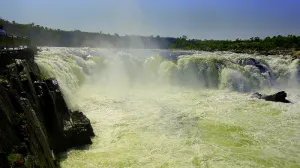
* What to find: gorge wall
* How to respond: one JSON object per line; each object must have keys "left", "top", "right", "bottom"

{"left": 0, "top": 59, "right": 94, "bottom": 167}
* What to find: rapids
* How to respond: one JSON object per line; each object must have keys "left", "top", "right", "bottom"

{"left": 36, "top": 47, "right": 300, "bottom": 168}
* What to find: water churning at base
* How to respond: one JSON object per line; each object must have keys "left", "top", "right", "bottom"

{"left": 36, "top": 47, "right": 300, "bottom": 168}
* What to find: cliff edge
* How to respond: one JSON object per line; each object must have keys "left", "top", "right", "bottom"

{"left": 0, "top": 59, "right": 94, "bottom": 167}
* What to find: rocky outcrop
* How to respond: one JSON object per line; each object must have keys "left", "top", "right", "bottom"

{"left": 237, "top": 57, "right": 276, "bottom": 85}
{"left": 237, "top": 58, "right": 268, "bottom": 73}
{"left": 251, "top": 91, "right": 291, "bottom": 103}
{"left": 0, "top": 59, "right": 94, "bottom": 167}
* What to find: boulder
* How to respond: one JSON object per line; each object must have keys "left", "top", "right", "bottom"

{"left": 237, "top": 58, "right": 268, "bottom": 73}
{"left": 251, "top": 91, "right": 291, "bottom": 103}
{"left": 65, "top": 111, "right": 95, "bottom": 147}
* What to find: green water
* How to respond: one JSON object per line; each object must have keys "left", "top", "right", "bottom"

{"left": 35, "top": 48, "right": 300, "bottom": 167}
{"left": 59, "top": 85, "right": 300, "bottom": 168}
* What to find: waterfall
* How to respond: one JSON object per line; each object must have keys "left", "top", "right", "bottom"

{"left": 35, "top": 47, "right": 300, "bottom": 168}
{"left": 35, "top": 48, "right": 300, "bottom": 98}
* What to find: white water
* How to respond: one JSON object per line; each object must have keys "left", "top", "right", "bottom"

{"left": 36, "top": 48, "right": 300, "bottom": 168}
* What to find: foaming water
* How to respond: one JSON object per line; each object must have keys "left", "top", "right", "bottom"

{"left": 35, "top": 48, "right": 300, "bottom": 167}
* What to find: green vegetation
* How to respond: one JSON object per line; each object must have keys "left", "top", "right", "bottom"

{"left": 7, "top": 153, "right": 24, "bottom": 167}
{"left": 1, "top": 18, "right": 300, "bottom": 54}
{"left": 171, "top": 35, "right": 300, "bottom": 55}
{"left": 0, "top": 18, "right": 174, "bottom": 48}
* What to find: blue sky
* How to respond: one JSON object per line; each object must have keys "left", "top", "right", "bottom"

{"left": 1, "top": 0, "right": 300, "bottom": 40}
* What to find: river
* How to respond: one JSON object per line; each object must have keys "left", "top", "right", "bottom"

{"left": 36, "top": 47, "right": 300, "bottom": 168}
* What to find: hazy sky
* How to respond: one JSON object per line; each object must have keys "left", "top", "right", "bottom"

{"left": 1, "top": 0, "right": 300, "bottom": 40}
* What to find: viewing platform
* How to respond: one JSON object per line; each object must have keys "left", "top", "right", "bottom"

{"left": 0, "top": 34, "right": 37, "bottom": 62}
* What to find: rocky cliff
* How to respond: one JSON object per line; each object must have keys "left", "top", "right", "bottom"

{"left": 0, "top": 59, "right": 94, "bottom": 167}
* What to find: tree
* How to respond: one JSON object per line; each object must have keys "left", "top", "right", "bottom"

{"left": 1, "top": 18, "right": 299, "bottom": 52}
{"left": 254, "top": 37, "right": 261, "bottom": 42}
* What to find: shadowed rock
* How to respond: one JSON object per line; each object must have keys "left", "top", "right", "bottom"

{"left": 251, "top": 91, "right": 291, "bottom": 103}
{"left": 0, "top": 60, "right": 94, "bottom": 167}
{"left": 237, "top": 58, "right": 268, "bottom": 73}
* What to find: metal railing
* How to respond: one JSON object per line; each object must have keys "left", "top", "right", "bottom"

{"left": 0, "top": 33, "right": 31, "bottom": 51}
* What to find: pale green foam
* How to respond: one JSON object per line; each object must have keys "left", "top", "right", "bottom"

{"left": 35, "top": 48, "right": 300, "bottom": 167}
{"left": 60, "top": 86, "right": 300, "bottom": 168}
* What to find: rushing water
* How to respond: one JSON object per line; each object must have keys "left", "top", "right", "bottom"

{"left": 36, "top": 47, "right": 300, "bottom": 168}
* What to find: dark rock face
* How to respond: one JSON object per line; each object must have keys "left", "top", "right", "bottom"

{"left": 237, "top": 58, "right": 268, "bottom": 73}
{"left": 251, "top": 91, "right": 291, "bottom": 103}
{"left": 0, "top": 60, "right": 94, "bottom": 167}
{"left": 237, "top": 57, "right": 276, "bottom": 86}
{"left": 67, "top": 111, "right": 95, "bottom": 147}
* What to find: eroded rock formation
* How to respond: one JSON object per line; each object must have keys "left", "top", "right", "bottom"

{"left": 251, "top": 91, "right": 291, "bottom": 103}
{"left": 0, "top": 59, "right": 94, "bottom": 167}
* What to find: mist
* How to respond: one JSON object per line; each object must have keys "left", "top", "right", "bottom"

{"left": 2, "top": 0, "right": 300, "bottom": 166}
{"left": 34, "top": 47, "right": 300, "bottom": 167}
{"left": 36, "top": 47, "right": 300, "bottom": 107}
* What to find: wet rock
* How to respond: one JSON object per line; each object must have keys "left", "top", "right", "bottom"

{"left": 263, "top": 91, "right": 291, "bottom": 103}
{"left": 237, "top": 57, "right": 277, "bottom": 86}
{"left": 71, "top": 111, "right": 95, "bottom": 137}
{"left": 251, "top": 92, "right": 263, "bottom": 99}
{"left": 251, "top": 91, "right": 291, "bottom": 103}
{"left": 64, "top": 111, "right": 95, "bottom": 147}
{"left": 0, "top": 60, "right": 94, "bottom": 167}
{"left": 45, "top": 78, "right": 59, "bottom": 92}
{"left": 237, "top": 58, "right": 268, "bottom": 73}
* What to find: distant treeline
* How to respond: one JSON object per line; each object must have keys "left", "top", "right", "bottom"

{"left": 0, "top": 18, "right": 175, "bottom": 48}
{"left": 171, "top": 35, "right": 300, "bottom": 55}
{"left": 1, "top": 18, "right": 300, "bottom": 54}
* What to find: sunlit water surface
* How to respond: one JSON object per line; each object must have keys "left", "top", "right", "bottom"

{"left": 60, "top": 86, "right": 300, "bottom": 168}
{"left": 36, "top": 47, "right": 300, "bottom": 168}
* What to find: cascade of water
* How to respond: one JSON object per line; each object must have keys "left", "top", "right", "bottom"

{"left": 35, "top": 47, "right": 300, "bottom": 168}
{"left": 36, "top": 48, "right": 300, "bottom": 98}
